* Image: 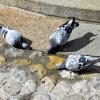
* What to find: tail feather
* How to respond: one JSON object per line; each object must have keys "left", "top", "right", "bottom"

{"left": 59, "top": 17, "right": 75, "bottom": 27}
{"left": 84, "top": 57, "right": 100, "bottom": 67}
{"left": 67, "top": 17, "right": 75, "bottom": 27}
{"left": 20, "top": 42, "right": 29, "bottom": 49}
{"left": 59, "top": 17, "right": 79, "bottom": 29}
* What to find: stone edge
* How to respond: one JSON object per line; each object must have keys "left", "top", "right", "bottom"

{"left": 0, "top": 0, "right": 100, "bottom": 22}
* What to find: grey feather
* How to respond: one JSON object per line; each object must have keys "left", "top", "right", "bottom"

{"left": 50, "top": 17, "right": 79, "bottom": 48}
{"left": 56, "top": 54, "right": 100, "bottom": 71}
{"left": 0, "top": 25, "right": 29, "bottom": 49}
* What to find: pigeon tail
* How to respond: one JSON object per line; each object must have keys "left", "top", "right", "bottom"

{"left": 67, "top": 17, "right": 79, "bottom": 29}
{"left": 67, "top": 17, "right": 75, "bottom": 27}
{"left": 83, "top": 57, "right": 100, "bottom": 67}
{"left": 59, "top": 17, "right": 75, "bottom": 28}
{"left": 59, "top": 17, "right": 79, "bottom": 29}
{"left": 20, "top": 42, "right": 29, "bottom": 49}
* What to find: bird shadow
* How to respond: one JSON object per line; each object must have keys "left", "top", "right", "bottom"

{"left": 77, "top": 64, "right": 100, "bottom": 75}
{"left": 62, "top": 32, "right": 97, "bottom": 52}
{"left": 56, "top": 64, "right": 100, "bottom": 75}
{"left": 48, "top": 32, "right": 97, "bottom": 54}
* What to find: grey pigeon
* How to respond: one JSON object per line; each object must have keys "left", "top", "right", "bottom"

{"left": 49, "top": 17, "right": 79, "bottom": 49}
{"left": 56, "top": 54, "right": 100, "bottom": 71}
{"left": 0, "top": 25, "right": 29, "bottom": 49}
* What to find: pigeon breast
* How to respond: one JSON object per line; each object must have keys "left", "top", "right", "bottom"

{"left": 50, "top": 27, "right": 70, "bottom": 48}
{"left": 5, "top": 30, "right": 22, "bottom": 46}
{"left": 65, "top": 55, "right": 88, "bottom": 71}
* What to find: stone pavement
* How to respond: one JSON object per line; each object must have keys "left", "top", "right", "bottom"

{"left": 0, "top": 0, "right": 100, "bottom": 22}
{"left": 0, "top": 40, "right": 100, "bottom": 100}
{"left": 0, "top": 3, "right": 100, "bottom": 100}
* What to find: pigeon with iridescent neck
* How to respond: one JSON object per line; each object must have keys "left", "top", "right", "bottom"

{"left": 0, "top": 25, "right": 30, "bottom": 49}
{"left": 48, "top": 17, "right": 79, "bottom": 53}
{"left": 56, "top": 54, "right": 100, "bottom": 71}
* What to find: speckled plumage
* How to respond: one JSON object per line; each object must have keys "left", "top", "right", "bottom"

{"left": 50, "top": 17, "right": 79, "bottom": 48}
{"left": 0, "top": 25, "right": 29, "bottom": 49}
{"left": 56, "top": 54, "right": 100, "bottom": 71}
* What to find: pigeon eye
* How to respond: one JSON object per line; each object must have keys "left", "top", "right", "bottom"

{"left": 78, "top": 63, "right": 83, "bottom": 69}
{"left": 79, "top": 63, "right": 83, "bottom": 67}
{"left": 78, "top": 66, "right": 81, "bottom": 69}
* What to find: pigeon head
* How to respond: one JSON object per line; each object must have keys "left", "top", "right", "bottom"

{"left": 67, "top": 17, "right": 79, "bottom": 29}
{"left": 67, "top": 17, "right": 75, "bottom": 26}
{"left": 65, "top": 55, "right": 90, "bottom": 71}
{"left": 56, "top": 55, "right": 100, "bottom": 72}
{"left": 56, "top": 55, "right": 89, "bottom": 71}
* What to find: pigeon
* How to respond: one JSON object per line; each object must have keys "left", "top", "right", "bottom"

{"left": 49, "top": 17, "right": 79, "bottom": 49}
{"left": 56, "top": 54, "right": 100, "bottom": 71}
{"left": 0, "top": 25, "right": 30, "bottom": 49}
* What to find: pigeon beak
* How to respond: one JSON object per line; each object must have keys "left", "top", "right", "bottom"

{"left": 55, "top": 63, "right": 66, "bottom": 70}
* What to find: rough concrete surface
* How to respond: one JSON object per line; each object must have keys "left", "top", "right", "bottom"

{"left": 0, "top": 0, "right": 100, "bottom": 22}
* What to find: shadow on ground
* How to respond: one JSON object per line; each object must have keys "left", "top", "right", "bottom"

{"left": 77, "top": 64, "right": 100, "bottom": 74}
{"left": 48, "top": 32, "right": 97, "bottom": 54}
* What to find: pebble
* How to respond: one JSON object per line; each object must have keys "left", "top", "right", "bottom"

{"left": 37, "top": 51, "right": 43, "bottom": 57}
